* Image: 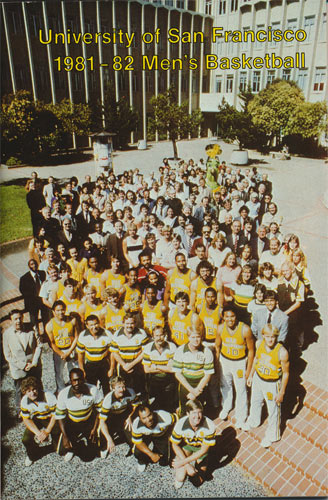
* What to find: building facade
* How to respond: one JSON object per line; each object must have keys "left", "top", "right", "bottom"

{"left": 199, "top": 0, "right": 327, "bottom": 120}
{"left": 1, "top": 0, "right": 213, "bottom": 143}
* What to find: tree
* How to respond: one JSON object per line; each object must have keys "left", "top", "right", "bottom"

{"left": 49, "top": 99, "right": 92, "bottom": 148}
{"left": 285, "top": 101, "right": 327, "bottom": 139}
{"left": 148, "top": 87, "right": 203, "bottom": 159}
{"left": 91, "top": 84, "right": 139, "bottom": 149}
{"left": 248, "top": 80, "right": 304, "bottom": 146}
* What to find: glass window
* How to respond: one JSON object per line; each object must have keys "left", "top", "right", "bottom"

{"left": 216, "top": 75, "right": 222, "bottom": 93}
{"left": 297, "top": 69, "right": 308, "bottom": 91}
{"left": 267, "top": 70, "right": 275, "bottom": 85}
{"left": 226, "top": 75, "right": 233, "bottom": 93}
{"left": 252, "top": 71, "right": 260, "bottom": 92}
{"left": 205, "top": 0, "right": 212, "bottom": 15}
{"left": 286, "top": 19, "right": 297, "bottom": 44}
{"left": 304, "top": 15, "right": 315, "bottom": 42}
{"left": 239, "top": 72, "right": 247, "bottom": 91}
{"left": 313, "top": 68, "right": 326, "bottom": 92}
{"left": 270, "top": 21, "right": 281, "bottom": 48}
{"left": 219, "top": 0, "right": 226, "bottom": 15}
{"left": 255, "top": 25, "right": 264, "bottom": 48}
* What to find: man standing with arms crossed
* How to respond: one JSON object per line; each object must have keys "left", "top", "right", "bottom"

{"left": 215, "top": 305, "right": 255, "bottom": 429}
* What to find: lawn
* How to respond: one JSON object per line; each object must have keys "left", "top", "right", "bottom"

{"left": 0, "top": 185, "right": 32, "bottom": 244}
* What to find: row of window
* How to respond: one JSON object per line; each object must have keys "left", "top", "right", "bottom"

{"left": 215, "top": 67, "right": 326, "bottom": 93}
{"left": 206, "top": 0, "right": 239, "bottom": 16}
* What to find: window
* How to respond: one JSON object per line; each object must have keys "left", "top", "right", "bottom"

{"left": 215, "top": 75, "right": 223, "bottom": 93}
{"left": 9, "top": 9, "right": 23, "bottom": 34}
{"left": 145, "top": 72, "right": 153, "bottom": 92}
{"left": 242, "top": 27, "right": 250, "bottom": 51}
{"left": 231, "top": 0, "right": 238, "bottom": 12}
{"left": 89, "top": 72, "right": 96, "bottom": 91}
{"left": 73, "top": 72, "right": 83, "bottom": 91}
{"left": 177, "top": 0, "right": 185, "bottom": 8}
{"left": 304, "top": 15, "right": 315, "bottom": 42}
{"left": 282, "top": 69, "right": 291, "bottom": 81}
{"left": 267, "top": 70, "right": 275, "bottom": 85}
{"left": 85, "top": 19, "right": 95, "bottom": 33}
{"left": 36, "top": 67, "right": 48, "bottom": 90}
{"left": 67, "top": 17, "right": 78, "bottom": 32}
{"left": 321, "top": 12, "right": 326, "bottom": 42}
{"left": 165, "top": 0, "right": 173, "bottom": 6}
{"left": 219, "top": 1, "right": 226, "bottom": 15}
{"left": 132, "top": 74, "right": 138, "bottom": 91}
{"left": 255, "top": 24, "right": 264, "bottom": 48}
{"left": 226, "top": 75, "right": 233, "bottom": 93}
{"left": 49, "top": 15, "right": 62, "bottom": 32}
{"left": 297, "top": 69, "right": 308, "bottom": 91}
{"left": 270, "top": 21, "right": 281, "bottom": 48}
{"left": 252, "top": 71, "right": 260, "bottom": 92}
{"left": 119, "top": 74, "right": 126, "bottom": 91}
{"left": 313, "top": 67, "right": 326, "bottom": 92}
{"left": 158, "top": 73, "right": 165, "bottom": 92}
{"left": 29, "top": 13, "right": 43, "bottom": 37}
{"left": 239, "top": 72, "right": 247, "bottom": 91}
{"left": 286, "top": 19, "right": 297, "bottom": 44}
{"left": 205, "top": 0, "right": 212, "bottom": 15}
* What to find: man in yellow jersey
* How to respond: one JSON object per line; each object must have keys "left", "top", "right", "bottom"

{"left": 78, "top": 285, "right": 104, "bottom": 326}
{"left": 215, "top": 305, "right": 255, "bottom": 429}
{"left": 244, "top": 324, "right": 289, "bottom": 448}
{"left": 119, "top": 268, "right": 142, "bottom": 316}
{"left": 56, "top": 368, "right": 102, "bottom": 462}
{"left": 60, "top": 278, "right": 82, "bottom": 318}
{"left": 173, "top": 326, "right": 214, "bottom": 415}
{"left": 141, "top": 285, "right": 167, "bottom": 336}
{"left": 45, "top": 300, "right": 79, "bottom": 392}
{"left": 77, "top": 315, "right": 113, "bottom": 396}
{"left": 196, "top": 287, "right": 222, "bottom": 411}
{"left": 100, "top": 256, "right": 126, "bottom": 293}
{"left": 84, "top": 256, "right": 103, "bottom": 298}
{"left": 100, "top": 287, "right": 125, "bottom": 333}
{"left": 190, "top": 260, "right": 223, "bottom": 310}
{"left": 142, "top": 326, "right": 177, "bottom": 412}
{"left": 168, "top": 292, "right": 200, "bottom": 346}
{"left": 163, "top": 253, "right": 196, "bottom": 308}
{"left": 67, "top": 246, "right": 88, "bottom": 283}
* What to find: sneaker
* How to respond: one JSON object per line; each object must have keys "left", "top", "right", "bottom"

{"left": 25, "top": 456, "right": 33, "bottom": 467}
{"left": 260, "top": 438, "right": 272, "bottom": 448}
{"left": 64, "top": 451, "right": 74, "bottom": 462}
{"left": 137, "top": 462, "right": 146, "bottom": 473}
{"left": 174, "top": 480, "right": 184, "bottom": 490}
{"left": 219, "top": 409, "right": 229, "bottom": 420}
{"left": 100, "top": 449, "right": 108, "bottom": 459}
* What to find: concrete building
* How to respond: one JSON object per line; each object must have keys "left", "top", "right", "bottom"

{"left": 199, "top": 0, "right": 327, "bottom": 128}
{"left": 1, "top": 0, "right": 213, "bottom": 144}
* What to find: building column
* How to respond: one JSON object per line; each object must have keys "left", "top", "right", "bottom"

{"left": 96, "top": 0, "right": 105, "bottom": 129}
{"left": 112, "top": 0, "right": 119, "bottom": 101}
{"left": 61, "top": 1, "right": 76, "bottom": 148}
{"left": 22, "top": 2, "right": 37, "bottom": 100}
{"left": 42, "top": 1, "right": 56, "bottom": 104}
{"left": 141, "top": 3, "right": 147, "bottom": 142}
{"left": 127, "top": 0, "right": 134, "bottom": 143}
{"left": 2, "top": 3, "right": 17, "bottom": 93}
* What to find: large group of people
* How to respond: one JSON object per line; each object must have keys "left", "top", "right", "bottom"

{"left": 3, "top": 157, "right": 311, "bottom": 489}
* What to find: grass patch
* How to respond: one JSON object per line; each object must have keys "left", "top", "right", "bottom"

{"left": 0, "top": 185, "right": 32, "bottom": 244}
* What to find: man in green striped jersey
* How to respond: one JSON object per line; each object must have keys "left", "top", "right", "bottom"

{"left": 173, "top": 326, "right": 214, "bottom": 416}
{"left": 55, "top": 368, "right": 103, "bottom": 462}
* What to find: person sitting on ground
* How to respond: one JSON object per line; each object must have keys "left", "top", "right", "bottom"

{"left": 20, "top": 376, "right": 58, "bottom": 467}
{"left": 170, "top": 399, "right": 216, "bottom": 489}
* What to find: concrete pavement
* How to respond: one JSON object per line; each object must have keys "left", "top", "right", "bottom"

{"left": 1, "top": 138, "right": 327, "bottom": 390}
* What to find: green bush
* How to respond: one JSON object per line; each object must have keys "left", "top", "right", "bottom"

{"left": 6, "top": 156, "right": 22, "bottom": 166}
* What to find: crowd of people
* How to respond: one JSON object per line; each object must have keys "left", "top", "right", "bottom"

{"left": 3, "top": 157, "right": 311, "bottom": 489}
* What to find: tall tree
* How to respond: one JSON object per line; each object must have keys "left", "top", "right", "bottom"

{"left": 91, "top": 84, "right": 139, "bottom": 149}
{"left": 148, "top": 87, "right": 203, "bottom": 159}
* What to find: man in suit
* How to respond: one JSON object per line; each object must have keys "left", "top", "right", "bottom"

{"left": 261, "top": 174, "right": 272, "bottom": 195}
{"left": 190, "top": 225, "right": 212, "bottom": 258}
{"left": 76, "top": 200, "right": 92, "bottom": 239}
{"left": 38, "top": 206, "right": 61, "bottom": 248}
{"left": 251, "top": 290, "right": 288, "bottom": 344}
{"left": 26, "top": 182, "right": 46, "bottom": 236}
{"left": 251, "top": 225, "right": 270, "bottom": 261}
{"left": 194, "top": 197, "right": 215, "bottom": 222}
{"left": 19, "top": 259, "right": 47, "bottom": 332}
{"left": 106, "top": 220, "right": 128, "bottom": 273}
{"left": 226, "top": 220, "right": 244, "bottom": 255}
{"left": 180, "top": 223, "right": 198, "bottom": 257}
{"left": 57, "top": 218, "right": 80, "bottom": 250}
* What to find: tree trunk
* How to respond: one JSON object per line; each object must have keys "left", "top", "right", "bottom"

{"left": 172, "top": 139, "right": 178, "bottom": 160}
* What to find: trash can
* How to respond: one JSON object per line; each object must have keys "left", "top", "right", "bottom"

{"left": 138, "top": 140, "right": 147, "bottom": 150}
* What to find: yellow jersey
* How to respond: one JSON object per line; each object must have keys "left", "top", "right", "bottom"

{"left": 67, "top": 258, "right": 88, "bottom": 282}
{"left": 84, "top": 302, "right": 103, "bottom": 321}
{"left": 169, "top": 309, "right": 193, "bottom": 346}
{"left": 104, "top": 305, "right": 125, "bottom": 332}
{"left": 51, "top": 317, "right": 75, "bottom": 350}
{"left": 105, "top": 270, "right": 125, "bottom": 291}
{"left": 60, "top": 295, "right": 82, "bottom": 316}
{"left": 199, "top": 303, "right": 221, "bottom": 343}
{"left": 123, "top": 285, "right": 141, "bottom": 312}
{"left": 194, "top": 277, "right": 217, "bottom": 308}
{"left": 142, "top": 300, "right": 165, "bottom": 333}
{"left": 220, "top": 321, "right": 246, "bottom": 361}
{"left": 255, "top": 340, "right": 282, "bottom": 381}
{"left": 169, "top": 268, "right": 193, "bottom": 302}
{"left": 86, "top": 269, "right": 102, "bottom": 297}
